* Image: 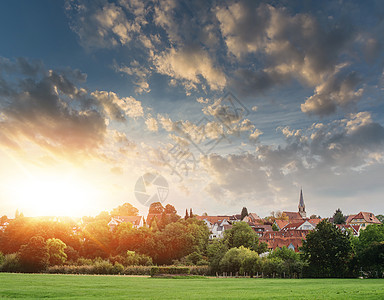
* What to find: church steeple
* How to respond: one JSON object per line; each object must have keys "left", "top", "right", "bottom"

{"left": 298, "top": 188, "right": 306, "bottom": 218}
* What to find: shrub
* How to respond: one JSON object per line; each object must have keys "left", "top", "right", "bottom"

{"left": 0, "top": 253, "right": 22, "bottom": 273}
{"left": 189, "top": 265, "right": 210, "bottom": 276}
{"left": 122, "top": 265, "right": 152, "bottom": 275}
{"left": 150, "top": 266, "right": 190, "bottom": 276}
{"left": 0, "top": 252, "right": 4, "bottom": 265}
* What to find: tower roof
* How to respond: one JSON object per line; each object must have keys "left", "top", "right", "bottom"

{"left": 299, "top": 189, "right": 305, "bottom": 207}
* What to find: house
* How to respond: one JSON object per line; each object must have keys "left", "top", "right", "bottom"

{"left": 251, "top": 224, "right": 273, "bottom": 237}
{"left": 347, "top": 212, "right": 381, "bottom": 230}
{"left": 108, "top": 216, "right": 144, "bottom": 230}
{"left": 260, "top": 230, "right": 310, "bottom": 252}
{"left": 336, "top": 224, "right": 360, "bottom": 236}
{"left": 195, "top": 216, "right": 233, "bottom": 239}
{"left": 243, "top": 213, "right": 262, "bottom": 223}
{"left": 274, "top": 219, "right": 289, "bottom": 230}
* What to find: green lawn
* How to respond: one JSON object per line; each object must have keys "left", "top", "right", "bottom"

{"left": 0, "top": 273, "right": 383, "bottom": 299}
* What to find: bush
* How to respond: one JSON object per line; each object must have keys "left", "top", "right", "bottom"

{"left": 46, "top": 261, "right": 125, "bottom": 275}
{"left": 0, "top": 252, "right": 4, "bottom": 265}
{"left": 189, "top": 265, "right": 210, "bottom": 276}
{"left": 0, "top": 253, "right": 22, "bottom": 273}
{"left": 125, "top": 251, "right": 153, "bottom": 266}
{"left": 150, "top": 266, "right": 190, "bottom": 276}
{"left": 122, "top": 265, "right": 152, "bottom": 275}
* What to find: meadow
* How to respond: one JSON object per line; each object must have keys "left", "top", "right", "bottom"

{"left": 0, "top": 273, "right": 383, "bottom": 299}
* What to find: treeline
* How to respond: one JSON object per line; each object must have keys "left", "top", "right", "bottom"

{"left": 0, "top": 203, "right": 383, "bottom": 278}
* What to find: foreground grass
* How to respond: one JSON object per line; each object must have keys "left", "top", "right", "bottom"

{"left": 0, "top": 273, "right": 383, "bottom": 299}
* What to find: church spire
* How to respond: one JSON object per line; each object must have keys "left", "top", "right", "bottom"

{"left": 298, "top": 188, "right": 306, "bottom": 218}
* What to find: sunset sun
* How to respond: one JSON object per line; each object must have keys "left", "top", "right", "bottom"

{"left": 10, "top": 173, "right": 97, "bottom": 217}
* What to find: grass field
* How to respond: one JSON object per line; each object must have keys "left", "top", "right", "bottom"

{"left": 0, "top": 273, "right": 383, "bottom": 299}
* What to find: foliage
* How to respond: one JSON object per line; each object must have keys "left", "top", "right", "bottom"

{"left": 224, "top": 222, "right": 265, "bottom": 253}
{"left": 333, "top": 208, "right": 345, "bottom": 224}
{"left": 302, "top": 220, "right": 354, "bottom": 277}
{"left": 272, "top": 223, "right": 279, "bottom": 231}
{"left": 240, "top": 207, "right": 248, "bottom": 220}
{"left": 0, "top": 251, "right": 4, "bottom": 265}
{"left": 0, "top": 253, "right": 22, "bottom": 272}
{"left": 376, "top": 214, "right": 384, "bottom": 224}
{"left": 268, "top": 246, "right": 306, "bottom": 278}
{"left": 111, "top": 203, "right": 138, "bottom": 217}
{"left": 150, "top": 266, "right": 190, "bottom": 276}
{"left": 19, "top": 236, "right": 49, "bottom": 273}
{"left": 125, "top": 250, "right": 153, "bottom": 266}
{"left": 47, "top": 238, "right": 67, "bottom": 266}
{"left": 149, "top": 202, "right": 164, "bottom": 214}
{"left": 207, "top": 239, "right": 228, "bottom": 274}
{"left": 219, "top": 246, "right": 260, "bottom": 276}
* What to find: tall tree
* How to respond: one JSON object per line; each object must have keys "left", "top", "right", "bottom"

{"left": 333, "top": 208, "right": 345, "bottom": 224}
{"left": 47, "top": 238, "right": 67, "bottom": 265}
{"left": 148, "top": 202, "right": 164, "bottom": 214}
{"left": 240, "top": 207, "right": 248, "bottom": 220}
{"left": 184, "top": 209, "right": 189, "bottom": 220}
{"left": 190, "top": 208, "right": 193, "bottom": 218}
{"left": 19, "top": 236, "right": 49, "bottom": 273}
{"left": 302, "top": 220, "right": 354, "bottom": 277}
{"left": 111, "top": 203, "right": 138, "bottom": 216}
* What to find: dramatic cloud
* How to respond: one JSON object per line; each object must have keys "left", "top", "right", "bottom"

{"left": 153, "top": 45, "right": 226, "bottom": 92}
{"left": 0, "top": 57, "right": 143, "bottom": 162}
{"left": 201, "top": 112, "right": 384, "bottom": 203}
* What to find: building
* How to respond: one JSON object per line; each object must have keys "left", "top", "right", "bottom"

{"left": 108, "top": 216, "right": 144, "bottom": 230}
{"left": 347, "top": 212, "right": 381, "bottom": 230}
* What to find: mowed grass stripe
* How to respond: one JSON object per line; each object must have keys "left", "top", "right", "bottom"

{"left": 0, "top": 273, "right": 383, "bottom": 299}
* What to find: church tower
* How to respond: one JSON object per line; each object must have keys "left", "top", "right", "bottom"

{"left": 298, "top": 189, "right": 306, "bottom": 218}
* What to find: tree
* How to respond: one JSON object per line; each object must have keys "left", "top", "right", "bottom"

{"left": 207, "top": 239, "right": 228, "bottom": 273}
{"left": 376, "top": 215, "right": 384, "bottom": 224}
{"left": 310, "top": 214, "right": 321, "bottom": 219}
{"left": 302, "top": 220, "right": 354, "bottom": 277}
{"left": 184, "top": 209, "right": 189, "bottom": 220}
{"left": 219, "top": 246, "right": 260, "bottom": 276}
{"left": 272, "top": 223, "right": 279, "bottom": 231}
{"left": 149, "top": 202, "right": 164, "bottom": 214}
{"left": 333, "top": 208, "right": 345, "bottom": 224}
{"left": 111, "top": 203, "right": 138, "bottom": 216}
{"left": 164, "top": 204, "right": 177, "bottom": 214}
{"left": 190, "top": 208, "right": 193, "bottom": 218}
{"left": 224, "top": 222, "right": 265, "bottom": 253}
{"left": 47, "top": 238, "right": 67, "bottom": 265}
{"left": 240, "top": 207, "right": 248, "bottom": 220}
{"left": 19, "top": 236, "right": 49, "bottom": 272}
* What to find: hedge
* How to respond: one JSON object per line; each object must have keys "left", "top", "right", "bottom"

{"left": 150, "top": 266, "right": 190, "bottom": 276}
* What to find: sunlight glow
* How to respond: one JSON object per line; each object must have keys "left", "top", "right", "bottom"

{"left": 9, "top": 173, "right": 98, "bottom": 217}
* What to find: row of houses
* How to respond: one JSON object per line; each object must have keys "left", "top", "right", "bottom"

{"left": 196, "top": 190, "right": 381, "bottom": 252}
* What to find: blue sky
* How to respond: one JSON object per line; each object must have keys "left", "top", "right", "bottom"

{"left": 0, "top": 0, "right": 383, "bottom": 218}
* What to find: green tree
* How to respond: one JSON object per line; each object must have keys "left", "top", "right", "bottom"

{"left": 207, "top": 239, "right": 228, "bottom": 274}
{"left": 219, "top": 246, "right": 260, "bottom": 276}
{"left": 19, "top": 236, "right": 49, "bottom": 272}
{"left": 240, "top": 207, "right": 248, "bottom": 220}
{"left": 302, "top": 220, "right": 354, "bottom": 277}
{"left": 272, "top": 223, "right": 279, "bottom": 231}
{"left": 225, "top": 222, "right": 259, "bottom": 251}
{"left": 47, "top": 238, "right": 67, "bottom": 265}
{"left": 333, "top": 208, "right": 345, "bottom": 224}
{"left": 375, "top": 214, "right": 384, "bottom": 224}
{"left": 268, "top": 246, "right": 306, "bottom": 278}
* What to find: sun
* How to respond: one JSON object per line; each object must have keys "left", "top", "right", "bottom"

{"left": 10, "top": 173, "right": 97, "bottom": 217}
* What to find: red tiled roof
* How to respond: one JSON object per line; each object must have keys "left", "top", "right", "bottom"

{"left": 308, "top": 218, "right": 322, "bottom": 226}
{"left": 248, "top": 213, "right": 261, "bottom": 221}
{"left": 351, "top": 212, "right": 381, "bottom": 224}
{"left": 195, "top": 216, "right": 231, "bottom": 224}
{"left": 281, "top": 221, "right": 306, "bottom": 231}
{"left": 275, "top": 220, "right": 289, "bottom": 229}
{"left": 283, "top": 211, "right": 303, "bottom": 221}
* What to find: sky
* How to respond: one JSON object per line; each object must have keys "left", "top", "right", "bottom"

{"left": 0, "top": 0, "right": 384, "bottom": 219}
